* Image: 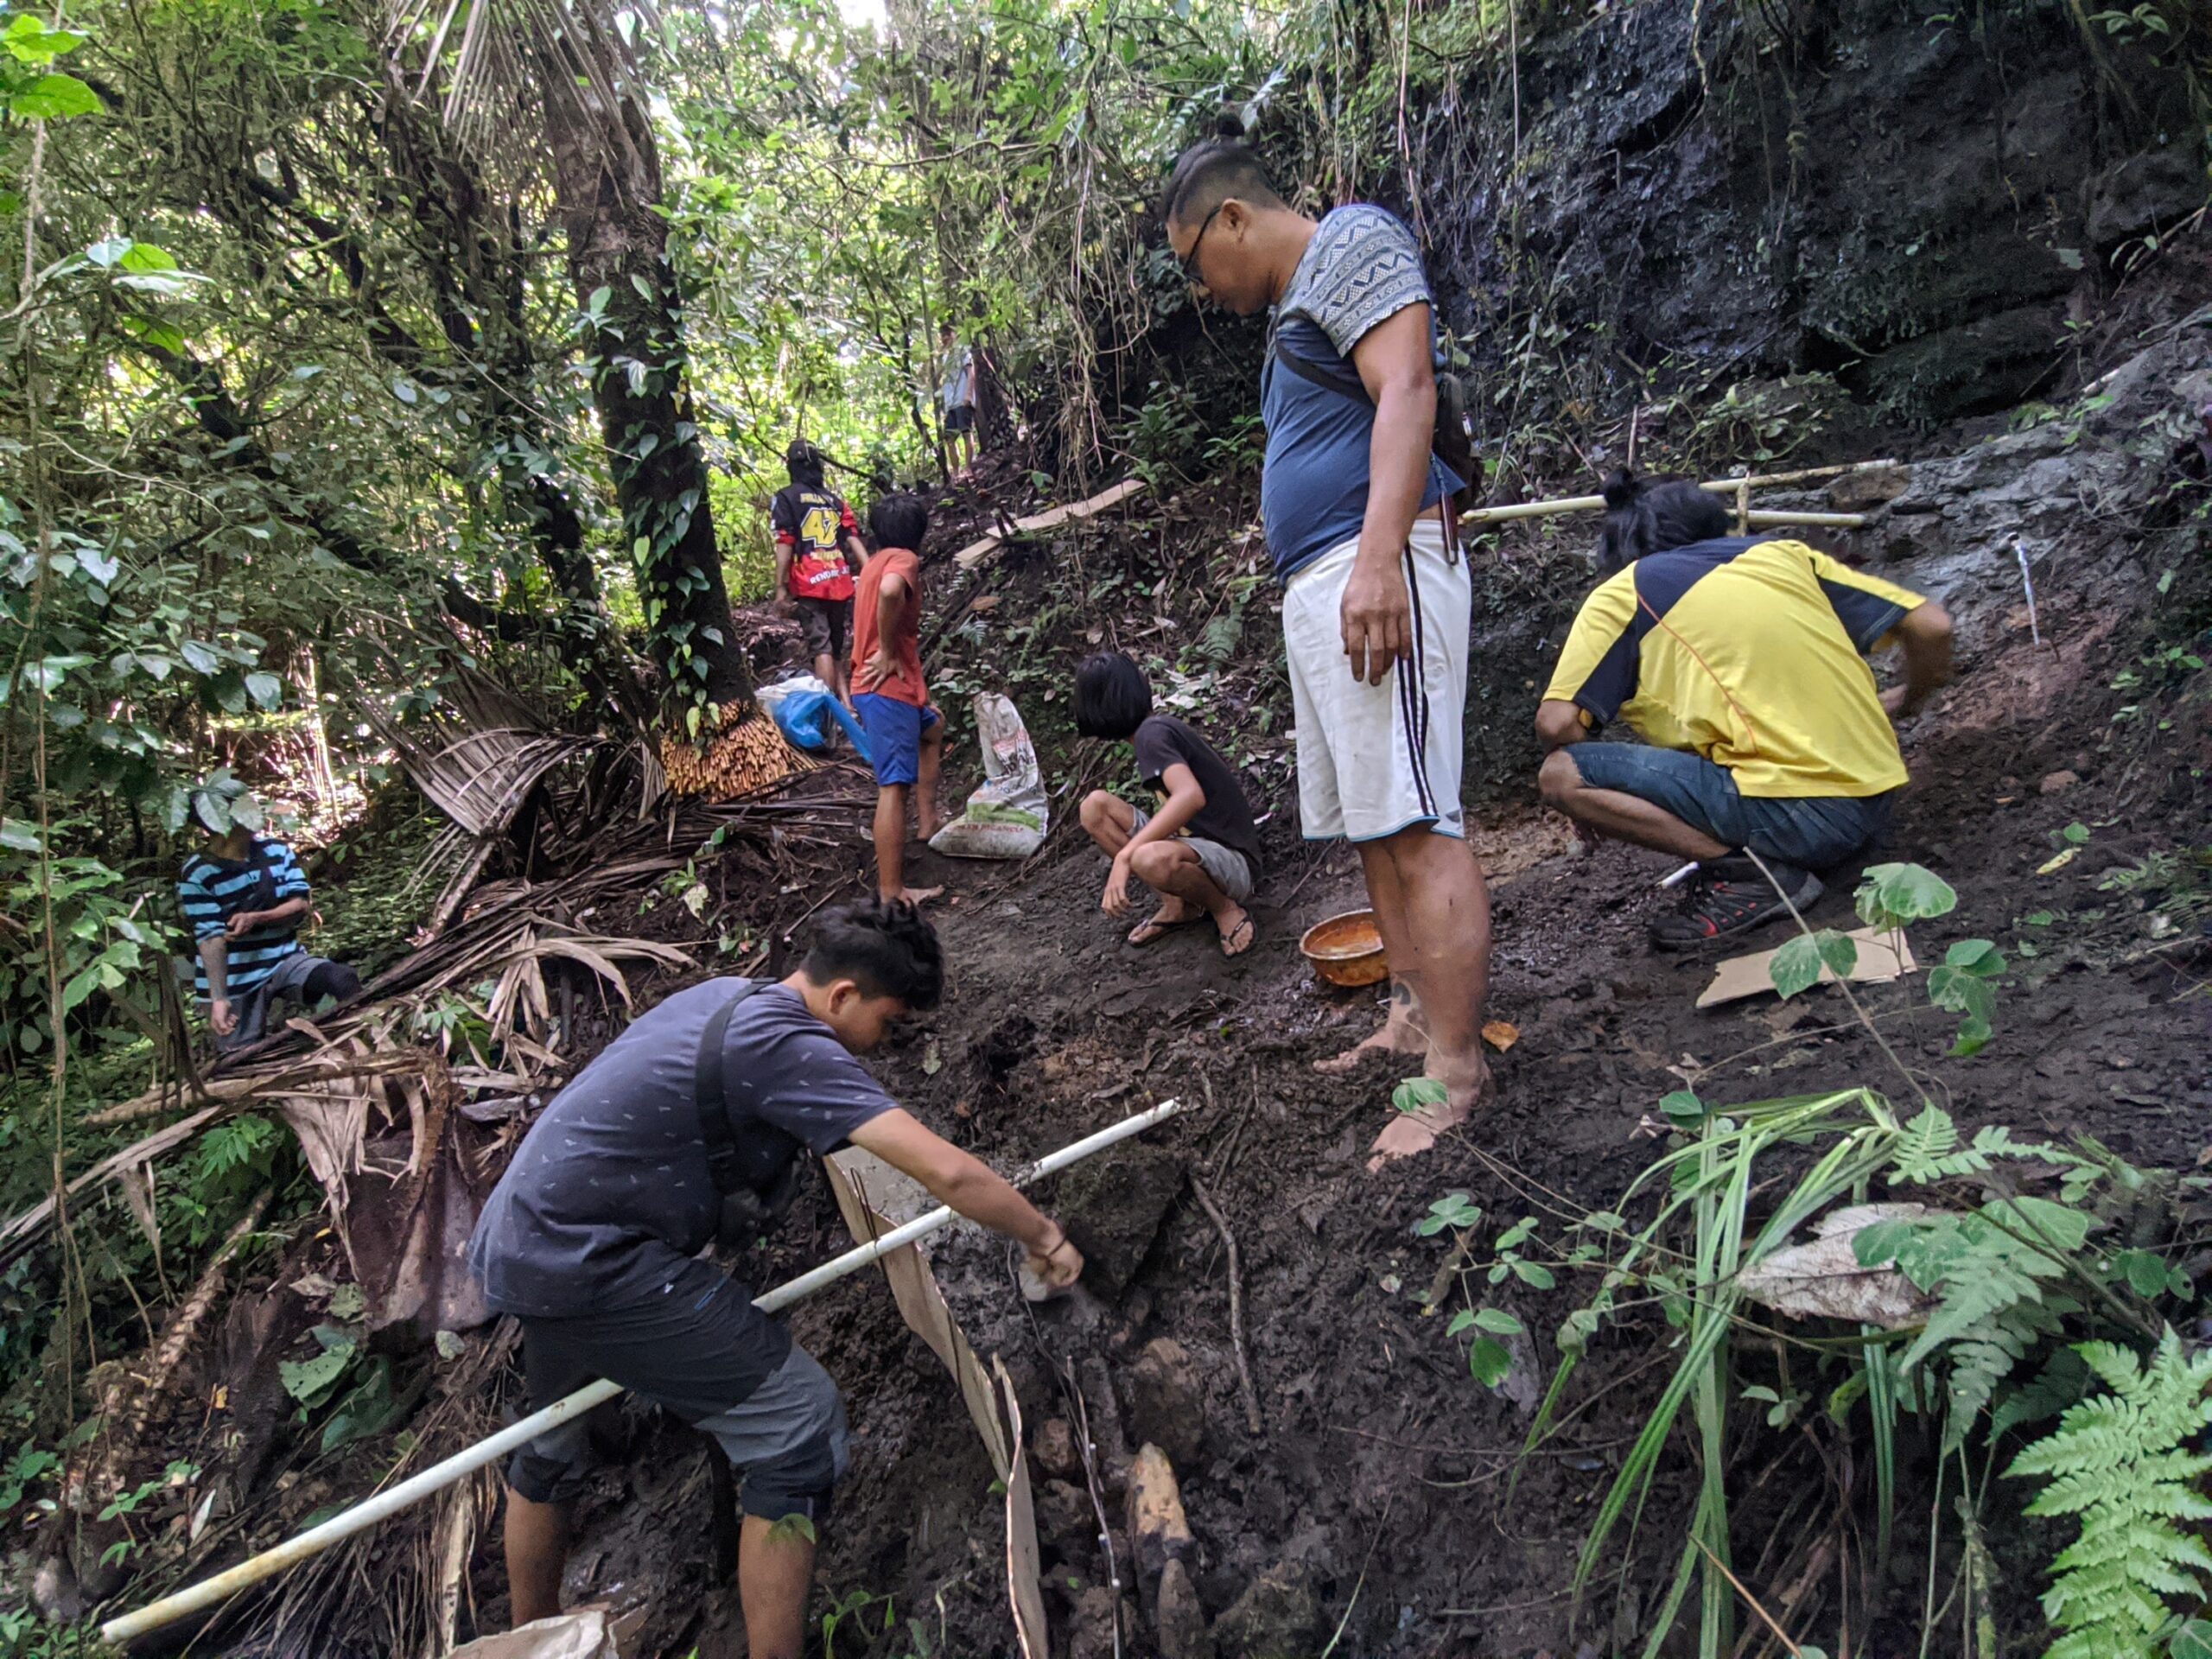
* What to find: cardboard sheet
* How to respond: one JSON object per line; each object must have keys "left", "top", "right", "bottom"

{"left": 995, "top": 1357, "right": 1051, "bottom": 1659}
{"left": 1696, "top": 925, "right": 1919, "bottom": 1009}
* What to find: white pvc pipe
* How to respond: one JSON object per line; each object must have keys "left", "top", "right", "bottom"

{"left": 101, "top": 1097, "right": 1192, "bottom": 1644}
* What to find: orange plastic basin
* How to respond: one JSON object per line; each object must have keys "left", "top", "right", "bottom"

{"left": 1299, "top": 908, "right": 1389, "bottom": 988}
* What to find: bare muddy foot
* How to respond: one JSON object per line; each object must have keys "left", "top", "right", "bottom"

{"left": 1365, "top": 1064, "right": 1494, "bottom": 1173}
{"left": 1313, "top": 1014, "right": 1426, "bottom": 1076}
{"left": 888, "top": 885, "right": 944, "bottom": 906}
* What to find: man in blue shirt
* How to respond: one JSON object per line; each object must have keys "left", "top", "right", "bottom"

{"left": 175, "top": 790, "right": 359, "bottom": 1052}
{"left": 1160, "top": 126, "right": 1496, "bottom": 1168}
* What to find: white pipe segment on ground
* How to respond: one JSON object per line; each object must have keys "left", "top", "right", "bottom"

{"left": 100, "top": 1096, "right": 1192, "bottom": 1646}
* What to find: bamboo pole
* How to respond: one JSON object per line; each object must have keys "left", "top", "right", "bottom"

{"left": 100, "top": 1097, "right": 1196, "bottom": 1645}
{"left": 1744, "top": 510, "right": 1871, "bottom": 530}
{"left": 1457, "top": 458, "right": 1898, "bottom": 531}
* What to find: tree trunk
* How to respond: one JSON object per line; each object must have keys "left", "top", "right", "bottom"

{"left": 542, "top": 79, "right": 752, "bottom": 718}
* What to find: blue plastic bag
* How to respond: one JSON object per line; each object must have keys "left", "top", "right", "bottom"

{"left": 769, "top": 685, "right": 869, "bottom": 758}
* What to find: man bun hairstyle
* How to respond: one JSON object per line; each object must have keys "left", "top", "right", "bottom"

{"left": 803, "top": 897, "right": 944, "bottom": 1012}
{"left": 869, "top": 491, "right": 928, "bottom": 554}
{"left": 1160, "top": 110, "right": 1286, "bottom": 229}
{"left": 785, "top": 438, "right": 825, "bottom": 488}
{"left": 1072, "top": 651, "right": 1154, "bottom": 741}
{"left": 1596, "top": 469, "right": 1732, "bottom": 574}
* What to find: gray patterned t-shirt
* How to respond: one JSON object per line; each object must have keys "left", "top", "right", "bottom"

{"left": 1260, "top": 204, "right": 1459, "bottom": 582}
{"left": 467, "top": 977, "right": 895, "bottom": 1318}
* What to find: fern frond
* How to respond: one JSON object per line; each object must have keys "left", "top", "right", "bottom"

{"left": 1890, "top": 1105, "right": 1967, "bottom": 1183}
{"left": 2006, "top": 1331, "right": 2212, "bottom": 1656}
{"left": 1903, "top": 1253, "right": 2054, "bottom": 1372}
{"left": 1989, "top": 1348, "right": 2094, "bottom": 1446}
{"left": 1941, "top": 1294, "right": 2070, "bottom": 1454}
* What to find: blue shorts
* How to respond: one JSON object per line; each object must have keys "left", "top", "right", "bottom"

{"left": 1566, "top": 743, "right": 1895, "bottom": 871}
{"left": 853, "top": 694, "right": 939, "bottom": 788}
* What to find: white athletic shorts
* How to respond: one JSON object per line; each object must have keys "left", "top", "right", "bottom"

{"left": 1282, "top": 519, "right": 1470, "bottom": 842}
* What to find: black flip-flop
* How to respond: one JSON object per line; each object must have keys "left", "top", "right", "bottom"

{"left": 1217, "top": 913, "right": 1256, "bottom": 957}
{"left": 1127, "top": 910, "right": 1202, "bottom": 946}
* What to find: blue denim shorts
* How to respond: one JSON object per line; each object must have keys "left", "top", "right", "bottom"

{"left": 853, "top": 694, "right": 939, "bottom": 788}
{"left": 1565, "top": 743, "right": 1894, "bottom": 871}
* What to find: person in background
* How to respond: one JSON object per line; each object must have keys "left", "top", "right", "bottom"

{"left": 176, "top": 785, "right": 359, "bottom": 1052}
{"left": 937, "top": 323, "right": 977, "bottom": 476}
{"left": 772, "top": 440, "right": 868, "bottom": 709}
{"left": 1537, "top": 475, "right": 1955, "bottom": 948}
{"left": 470, "top": 900, "right": 1083, "bottom": 1659}
{"left": 1160, "top": 120, "right": 1494, "bottom": 1169}
{"left": 1073, "top": 652, "right": 1260, "bottom": 958}
{"left": 851, "top": 492, "right": 944, "bottom": 905}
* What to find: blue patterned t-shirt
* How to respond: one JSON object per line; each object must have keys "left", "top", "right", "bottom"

{"left": 1259, "top": 204, "right": 1461, "bottom": 582}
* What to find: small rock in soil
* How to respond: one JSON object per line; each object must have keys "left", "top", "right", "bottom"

{"left": 1034, "top": 1478, "right": 1095, "bottom": 1545}
{"left": 1155, "top": 1559, "right": 1215, "bottom": 1659}
{"left": 2040, "top": 769, "right": 2081, "bottom": 794}
{"left": 1069, "top": 1586, "right": 1139, "bottom": 1659}
{"left": 1056, "top": 1142, "right": 1183, "bottom": 1292}
{"left": 1212, "top": 1560, "right": 1321, "bottom": 1659}
{"left": 1123, "top": 1337, "right": 1206, "bottom": 1468}
{"left": 1078, "top": 1356, "right": 1133, "bottom": 1495}
{"left": 1033, "top": 1416, "right": 1082, "bottom": 1481}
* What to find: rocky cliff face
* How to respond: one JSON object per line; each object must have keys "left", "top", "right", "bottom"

{"left": 1428, "top": 0, "right": 2206, "bottom": 429}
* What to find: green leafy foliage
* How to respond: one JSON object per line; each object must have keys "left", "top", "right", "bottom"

{"left": 280, "top": 1324, "right": 360, "bottom": 1408}
{"left": 2008, "top": 1334, "right": 2212, "bottom": 1659}
{"left": 1770, "top": 928, "right": 1858, "bottom": 998}
{"left": 1854, "top": 861, "right": 1959, "bottom": 931}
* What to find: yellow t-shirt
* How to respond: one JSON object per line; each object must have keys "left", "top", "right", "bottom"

{"left": 1541, "top": 537, "right": 1928, "bottom": 798}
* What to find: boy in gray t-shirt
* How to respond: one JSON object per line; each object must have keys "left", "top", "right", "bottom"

{"left": 469, "top": 900, "right": 1084, "bottom": 1656}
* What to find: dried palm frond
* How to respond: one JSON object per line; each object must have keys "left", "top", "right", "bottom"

{"left": 383, "top": 0, "right": 661, "bottom": 193}
{"left": 657, "top": 704, "right": 813, "bottom": 798}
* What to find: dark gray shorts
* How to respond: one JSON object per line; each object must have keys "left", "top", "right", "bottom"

{"left": 505, "top": 1258, "right": 849, "bottom": 1522}
{"left": 793, "top": 595, "right": 852, "bottom": 663}
{"left": 207, "top": 950, "right": 359, "bottom": 1052}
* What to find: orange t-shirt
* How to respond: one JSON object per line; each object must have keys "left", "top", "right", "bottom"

{"left": 851, "top": 546, "right": 926, "bottom": 706}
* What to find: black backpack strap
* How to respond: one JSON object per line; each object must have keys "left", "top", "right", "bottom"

{"left": 696, "top": 982, "right": 766, "bottom": 1198}
{"left": 245, "top": 836, "right": 282, "bottom": 914}
{"left": 1271, "top": 330, "right": 1372, "bottom": 406}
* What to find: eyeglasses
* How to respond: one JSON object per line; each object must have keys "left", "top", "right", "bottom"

{"left": 1177, "top": 202, "right": 1224, "bottom": 288}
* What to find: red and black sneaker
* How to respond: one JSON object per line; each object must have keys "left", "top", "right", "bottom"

{"left": 1649, "top": 855, "right": 1822, "bottom": 951}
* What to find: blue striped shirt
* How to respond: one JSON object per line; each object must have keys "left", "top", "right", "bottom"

{"left": 177, "top": 839, "right": 310, "bottom": 997}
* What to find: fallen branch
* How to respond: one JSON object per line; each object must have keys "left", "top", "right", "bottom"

{"left": 1189, "top": 1173, "right": 1263, "bottom": 1437}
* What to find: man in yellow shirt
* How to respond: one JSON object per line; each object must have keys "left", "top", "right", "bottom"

{"left": 1536, "top": 504, "right": 1953, "bottom": 949}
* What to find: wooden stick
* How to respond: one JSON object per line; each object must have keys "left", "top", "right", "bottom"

{"left": 1693, "top": 1535, "right": 1807, "bottom": 1657}
{"left": 1188, "top": 1174, "right": 1264, "bottom": 1436}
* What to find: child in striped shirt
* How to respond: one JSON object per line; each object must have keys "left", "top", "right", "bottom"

{"left": 177, "top": 811, "right": 359, "bottom": 1052}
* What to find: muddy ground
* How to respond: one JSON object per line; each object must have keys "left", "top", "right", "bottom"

{"left": 484, "top": 565, "right": 2209, "bottom": 1659}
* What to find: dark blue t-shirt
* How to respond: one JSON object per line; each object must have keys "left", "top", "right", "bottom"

{"left": 1260, "top": 205, "right": 1462, "bottom": 583}
{"left": 468, "top": 978, "right": 895, "bottom": 1319}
